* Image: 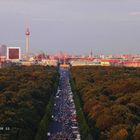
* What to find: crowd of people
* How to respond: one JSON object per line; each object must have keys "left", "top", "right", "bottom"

{"left": 48, "top": 68, "right": 81, "bottom": 140}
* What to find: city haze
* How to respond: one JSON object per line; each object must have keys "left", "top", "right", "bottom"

{"left": 0, "top": 0, "right": 140, "bottom": 55}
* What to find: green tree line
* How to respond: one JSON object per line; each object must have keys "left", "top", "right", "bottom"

{"left": 71, "top": 66, "right": 140, "bottom": 140}
{"left": 0, "top": 65, "right": 59, "bottom": 140}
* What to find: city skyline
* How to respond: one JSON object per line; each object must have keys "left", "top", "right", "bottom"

{"left": 0, "top": 0, "right": 140, "bottom": 55}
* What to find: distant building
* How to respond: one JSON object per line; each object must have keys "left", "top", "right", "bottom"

{"left": 41, "top": 59, "right": 58, "bottom": 66}
{"left": 122, "top": 61, "right": 140, "bottom": 67}
{"left": 21, "top": 61, "right": 34, "bottom": 66}
{"left": 60, "top": 64, "right": 70, "bottom": 68}
{"left": 0, "top": 45, "right": 7, "bottom": 62}
{"left": 70, "top": 59, "right": 101, "bottom": 66}
{"left": 0, "top": 56, "right": 6, "bottom": 62}
{"left": 100, "top": 60, "right": 111, "bottom": 66}
{"left": 0, "top": 45, "right": 7, "bottom": 56}
{"left": 70, "top": 60, "right": 87, "bottom": 66}
{"left": 100, "top": 59, "right": 122, "bottom": 66}
{"left": 7, "top": 47, "right": 21, "bottom": 61}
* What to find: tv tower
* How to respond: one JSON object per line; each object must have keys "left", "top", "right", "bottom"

{"left": 25, "top": 28, "right": 30, "bottom": 55}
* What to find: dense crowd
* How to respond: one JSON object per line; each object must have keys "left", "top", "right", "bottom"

{"left": 48, "top": 68, "right": 80, "bottom": 140}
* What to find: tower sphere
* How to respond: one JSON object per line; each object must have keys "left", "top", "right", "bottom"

{"left": 26, "top": 28, "right": 30, "bottom": 35}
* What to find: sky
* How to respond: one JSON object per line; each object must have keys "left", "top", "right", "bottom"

{"left": 0, "top": 0, "right": 140, "bottom": 55}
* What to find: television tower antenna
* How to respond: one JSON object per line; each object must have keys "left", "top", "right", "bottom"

{"left": 25, "top": 28, "right": 30, "bottom": 55}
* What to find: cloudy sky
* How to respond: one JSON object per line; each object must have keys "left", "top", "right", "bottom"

{"left": 0, "top": 0, "right": 140, "bottom": 55}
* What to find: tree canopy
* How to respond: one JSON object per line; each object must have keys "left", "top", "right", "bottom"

{"left": 0, "top": 66, "right": 58, "bottom": 140}
{"left": 71, "top": 66, "right": 140, "bottom": 140}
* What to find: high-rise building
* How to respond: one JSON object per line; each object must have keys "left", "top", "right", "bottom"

{"left": 7, "top": 47, "right": 21, "bottom": 61}
{"left": 0, "top": 45, "right": 7, "bottom": 62}
{"left": 0, "top": 45, "right": 7, "bottom": 56}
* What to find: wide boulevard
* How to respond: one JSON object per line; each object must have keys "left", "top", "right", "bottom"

{"left": 47, "top": 68, "right": 81, "bottom": 140}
